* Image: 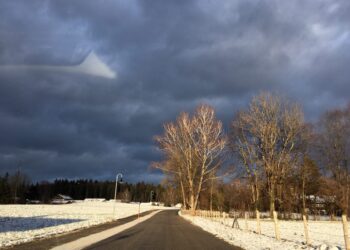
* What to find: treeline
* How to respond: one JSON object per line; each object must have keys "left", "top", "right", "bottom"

{"left": 0, "top": 171, "right": 165, "bottom": 204}
{"left": 154, "top": 92, "right": 350, "bottom": 217}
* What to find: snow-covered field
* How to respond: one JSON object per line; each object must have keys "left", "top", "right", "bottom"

{"left": 181, "top": 213, "right": 345, "bottom": 250}
{"left": 0, "top": 202, "right": 158, "bottom": 247}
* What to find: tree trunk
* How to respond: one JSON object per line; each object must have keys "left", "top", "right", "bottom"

{"left": 193, "top": 165, "right": 206, "bottom": 213}
{"left": 255, "top": 176, "right": 260, "bottom": 209}
{"left": 269, "top": 181, "right": 276, "bottom": 217}
{"left": 210, "top": 178, "right": 213, "bottom": 212}
{"left": 301, "top": 175, "right": 307, "bottom": 216}
{"left": 189, "top": 194, "right": 195, "bottom": 214}
{"left": 252, "top": 174, "right": 260, "bottom": 211}
{"left": 346, "top": 174, "right": 349, "bottom": 215}
{"left": 179, "top": 177, "right": 187, "bottom": 209}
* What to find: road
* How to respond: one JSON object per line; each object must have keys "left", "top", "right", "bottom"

{"left": 84, "top": 210, "right": 241, "bottom": 250}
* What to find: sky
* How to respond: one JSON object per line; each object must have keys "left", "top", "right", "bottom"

{"left": 0, "top": 0, "right": 349, "bottom": 183}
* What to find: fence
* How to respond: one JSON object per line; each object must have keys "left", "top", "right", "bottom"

{"left": 181, "top": 209, "right": 350, "bottom": 249}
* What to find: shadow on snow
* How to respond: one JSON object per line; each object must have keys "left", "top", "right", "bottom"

{"left": 0, "top": 216, "right": 84, "bottom": 233}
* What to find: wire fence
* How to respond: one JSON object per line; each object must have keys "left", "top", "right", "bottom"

{"left": 181, "top": 209, "right": 350, "bottom": 249}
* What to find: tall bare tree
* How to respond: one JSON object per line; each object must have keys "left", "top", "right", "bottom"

{"left": 154, "top": 104, "right": 226, "bottom": 213}
{"left": 231, "top": 111, "right": 262, "bottom": 211}
{"left": 231, "top": 92, "right": 305, "bottom": 215}
{"left": 298, "top": 156, "right": 321, "bottom": 215}
{"left": 319, "top": 105, "right": 350, "bottom": 215}
{"left": 9, "top": 170, "right": 30, "bottom": 203}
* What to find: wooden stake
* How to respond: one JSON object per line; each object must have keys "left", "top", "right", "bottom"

{"left": 138, "top": 202, "right": 141, "bottom": 219}
{"left": 342, "top": 214, "right": 350, "bottom": 250}
{"left": 245, "top": 212, "right": 249, "bottom": 231}
{"left": 256, "top": 210, "right": 261, "bottom": 234}
{"left": 302, "top": 214, "right": 310, "bottom": 245}
{"left": 273, "top": 211, "right": 281, "bottom": 240}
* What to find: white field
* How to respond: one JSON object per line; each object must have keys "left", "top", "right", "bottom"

{"left": 181, "top": 214, "right": 345, "bottom": 250}
{"left": 0, "top": 202, "right": 158, "bottom": 247}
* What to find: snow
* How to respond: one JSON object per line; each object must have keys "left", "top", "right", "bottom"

{"left": 180, "top": 213, "right": 345, "bottom": 250}
{"left": 0, "top": 202, "right": 158, "bottom": 247}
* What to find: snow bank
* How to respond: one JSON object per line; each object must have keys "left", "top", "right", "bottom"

{"left": 180, "top": 213, "right": 344, "bottom": 250}
{"left": 0, "top": 202, "right": 156, "bottom": 247}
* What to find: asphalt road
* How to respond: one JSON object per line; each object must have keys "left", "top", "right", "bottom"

{"left": 84, "top": 210, "right": 242, "bottom": 250}
{"left": 9, "top": 211, "right": 155, "bottom": 250}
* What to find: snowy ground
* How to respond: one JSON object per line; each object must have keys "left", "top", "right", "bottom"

{"left": 181, "top": 213, "right": 345, "bottom": 250}
{"left": 0, "top": 202, "right": 160, "bottom": 247}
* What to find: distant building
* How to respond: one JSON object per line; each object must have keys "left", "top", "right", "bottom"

{"left": 306, "top": 195, "right": 337, "bottom": 215}
{"left": 51, "top": 194, "right": 73, "bottom": 204}
{"left": 26, "top": 199, "right": 41, "bottom": 204}
{"left": 84, "top": 198, "right": 106, "bottom": 202}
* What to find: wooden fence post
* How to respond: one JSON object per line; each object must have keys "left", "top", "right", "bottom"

{"left": 138, "top": 202, "right": 141, "bottom": 219}
{"left": 342, "top": 214, "right": 350, "bottom": 250}
{"left": 256, "top": 210, "right": 261, "bottom": 234}
{"left": 302, "top": 214, "right": 310, "bottom": 245}
{"left": 273, "top": 211, "right": 281, "bottom": 240}
{"left": 245, "top": 212, "right": 249, "bottom": 231}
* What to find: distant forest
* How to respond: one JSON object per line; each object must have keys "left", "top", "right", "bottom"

{"left": 0, "top": 171, "right": 165, "bottom": 204}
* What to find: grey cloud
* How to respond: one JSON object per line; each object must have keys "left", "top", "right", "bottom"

{"left": 0, "top": 0, "right": 349, "bottom": 182}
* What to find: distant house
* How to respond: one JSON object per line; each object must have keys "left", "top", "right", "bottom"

{"left": 306, "top": 195, "right": 337, "bottom": 215}
{"left": 51, "top": 194, "right": 73, "bottom": 204}
{"left": 84, "top": 198, "right": 106, "bottom": 202}
{"left": 26, "top": 199, "right": 41, "bottom": 204}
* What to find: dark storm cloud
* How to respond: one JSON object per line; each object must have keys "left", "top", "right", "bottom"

{"left": 0, "top": 0, "right": 349, "bottom": 182}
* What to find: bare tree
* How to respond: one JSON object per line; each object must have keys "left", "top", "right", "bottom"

{"left": 160, "top": 178, "right": 179, "bottom": 206}
{"left": 231, "top": 111, "right": 263, "bottom": 211}
{"left": 154, "top": 104, "right": 226, "bottom": 213}
{"left": 319, "top": 105, "right": 350, "bottom": 215}
{"left": 298, "top": 156, "right": 321, "bottom": 215}
{"left": 9, "top": 170, "right": 30, "bottom": 204}
{"left": 231, "top": 92, "right": 305, "bottom": 215}
{"left": 153, "top": 157, "right": 188, "bottom": 207}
